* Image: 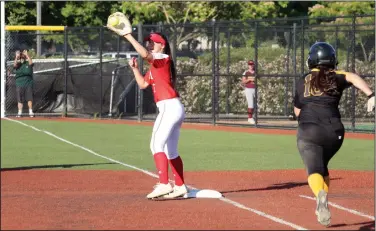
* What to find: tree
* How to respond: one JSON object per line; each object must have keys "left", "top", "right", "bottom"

{"left": 61, "top": 1, "right": 116, "bottom": 27}
{"left": 5, "top": 1, "right": 122, "bottom": 54}
{"left": 119, "top": 2, "right": 216, "bottom": 46}
{"left": 5, "top": 1, "right": 36, "bottom": 25}
{"left": 5, "top": 1, "right": 373, "bottom": 59}
{"left": 208, "top": 2, "right": 243, "bottom": 21}
{"left": 309, "top": 2, "right": 374, "bottom": 17}
{"left": 278, "top": 1, "right": 317, "bottom": 18}
{"left": 240, "top": 1, "right": 289, "bottom": 20}
{"left": 308, "top": 2, "right": 375, "bottom": 63}
{"left": 58, "top": 1, "right": 120, "bottom": 53}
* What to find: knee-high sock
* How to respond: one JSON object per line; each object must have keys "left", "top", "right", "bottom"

{"left": 308, "top": 173, "right": 325, "bottom": 197}
{"left": 323, "top": 176, "right": 330, "bottom": 193}
{"left": 153, "top": 152, "right": 169, "bottom": 184}
{"left": 247, "top": 108, "right": 254, "bottom": 118}
{"left": 169, "top": 156, "right": 184, "bottom": 186}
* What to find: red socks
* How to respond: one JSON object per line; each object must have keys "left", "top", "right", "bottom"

{"left": 247, "top": 108, "right": 254, "bottom": 118}
{"left": 169, "top": 156, "right": 185, "bottom": 186}
{"left": 153, "top": 152, "right": 169, "bottom": 184}
{"left": 153, "top": 153, "right": 185, "bottom": 186}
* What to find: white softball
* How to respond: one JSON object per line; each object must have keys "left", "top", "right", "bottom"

{"left": 109, "top": 16, "right": 120, "bottom": 27}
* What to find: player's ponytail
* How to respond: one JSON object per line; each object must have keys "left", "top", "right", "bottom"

{"left": 157, "top": 33, "right": 177, "bottom": 88}
{"left": 310, "top": 65, "right": 339, "bottom": 96}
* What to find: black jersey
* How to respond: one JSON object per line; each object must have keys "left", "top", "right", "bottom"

{"left": 294, "top": 69, "right": 352, "bottom": 121}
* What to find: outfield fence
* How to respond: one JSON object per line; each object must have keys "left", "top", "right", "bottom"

{"left": 2, "top": 14, "right": 375, "bottom": 132}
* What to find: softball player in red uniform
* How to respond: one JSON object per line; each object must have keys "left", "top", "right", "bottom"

{"left": 241, "top": 60, "right": 256, "bottom": 124}
{"left": 119, "top": 32, "right": 187, "bottom": 199}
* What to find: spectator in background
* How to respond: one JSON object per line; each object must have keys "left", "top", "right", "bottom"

{"left": 241, "top": 60, "right": 256, "bottom": 124}
{"left": 14, "top": 50, "right": 34, "bottom": 117}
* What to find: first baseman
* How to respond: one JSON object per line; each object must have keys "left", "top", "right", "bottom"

{"left": 107, "top": 13, "right": 188, "bottom": 199}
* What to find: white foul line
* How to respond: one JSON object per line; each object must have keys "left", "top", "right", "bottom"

{"left": 218, "top": 196, "right": 306, "bottom": 230}
{"left": 299, "top": 195, "right": 375, "bottom": 220}
{"left": 5, "top": 118, "right": 307, "bottom": 230}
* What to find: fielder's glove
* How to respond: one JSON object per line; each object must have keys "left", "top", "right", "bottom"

{"left": 367, "top": 92, "right": 375, "bottom": 112}
{"left": 107, "top": 12, "right": 132, "bottom": 36}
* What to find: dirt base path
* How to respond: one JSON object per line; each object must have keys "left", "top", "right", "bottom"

{"left": 2, "top": 117, "right": 374, "bottom": 229}
{"left": 1, "top": 169, "right": 374, "bottom": 230}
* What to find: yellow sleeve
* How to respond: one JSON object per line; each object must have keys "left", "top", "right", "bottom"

{"left": 335, "top": 70, "right": 347, "bottom": 75}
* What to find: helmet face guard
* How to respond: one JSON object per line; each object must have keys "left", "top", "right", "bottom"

{"left": 307, "top": 42, "right": 338, "bottom": 69}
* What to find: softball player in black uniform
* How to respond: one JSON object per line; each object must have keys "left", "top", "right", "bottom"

{"left": 293, "top": 42, "right": 375, "bottom": 226}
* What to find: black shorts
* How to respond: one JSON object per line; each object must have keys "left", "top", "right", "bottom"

{"left": 297, "top": 118, "right": 344, "bottom": 176}
{"left": 16, "top": 85, "right": 33, "bottom": 103}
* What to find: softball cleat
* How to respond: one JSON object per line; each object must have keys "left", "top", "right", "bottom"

{"left": 315, "top": 190, "right": 331, "bottom": 227}
{"left": 248, "top": 118, "right": 255, "bottom": 124}
{"left": 146, "top": 183, "right": 173, "bottom": 199}
{"left": 163, "top": 184, "right": 188, "bottom": 199}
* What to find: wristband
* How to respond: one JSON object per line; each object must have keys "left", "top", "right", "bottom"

{"left": 367, "top": 92, "right": 375, "bottom": 99}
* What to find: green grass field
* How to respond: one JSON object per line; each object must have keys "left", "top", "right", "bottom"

{"left": 1, "top": 119, "right": 374, "bottom": 172}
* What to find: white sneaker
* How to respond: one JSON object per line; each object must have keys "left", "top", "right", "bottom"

{"left": 16, "top": 112, "right": 22, "bottom": 118}
{"left": 163, "top": 184, "right": 188, "bottom": 199}
{"left": 315, "top": 190, "right": 331, "bottom": 227}
{"left": 146, "top": 183, "right": 173, "bottom": 199}
{"left": 29, "top": 112, "right": 34, "bottom": 118}
{"left": 248, "top": 118, "right": 255, "bottom": 124}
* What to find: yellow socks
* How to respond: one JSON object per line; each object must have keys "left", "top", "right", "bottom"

{"left": 324, "top": 175, "right": 330, "bottom": 193}
{"left": 308, "top": 173, "right": 325, "bottom": 197}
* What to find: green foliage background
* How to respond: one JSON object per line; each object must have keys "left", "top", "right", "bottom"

{"left": 5, "top": 1, "right": 374, "bottom": 120}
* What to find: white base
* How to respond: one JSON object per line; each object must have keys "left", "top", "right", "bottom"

{"left": 183, "top": 189, "right": 223, "bottom": 199}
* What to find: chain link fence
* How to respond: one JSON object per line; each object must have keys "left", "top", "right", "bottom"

{"left": 3, "top": 14, "right": 375, "bottom": 132}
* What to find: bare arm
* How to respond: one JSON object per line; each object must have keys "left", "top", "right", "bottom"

{"left": 241, "top": 76, "right": 255, "bottom": 84}
{"left": 123, "top": 34, "right": 153, "bottom": 63}
{"left": 128, "top": 58, "right": 149, "bottom": 89}
{"left": 25, "top": 54, "right": 33, "bottom": 66}
{"left": 244, "top": 78, "right": 255, "bottom": 83}
{"left": 241, "top": 76, "right": 248, "bottom": 84}
{"left": 13, "top": 57, "right": 18, "bottom": 68}
{"left": 293, "top": 86, "right": 301, "bottom": 119}
{"left": 345, "top": 72, "right": 373, "bottom": 96}
{"left": 21, "top": 50, "right": 33, "bottom": 65}
{"left": 294, "top": 106, "right": 301, "bottom": 118}
{"left": 132, "top": 68, "right": 149, "bottom": 89}
{"left": 13, "top": 51, "right": 20, "bottom": 68}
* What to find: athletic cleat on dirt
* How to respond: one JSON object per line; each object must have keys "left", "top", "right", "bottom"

{"left": 315, "top": 190, "right": 331, "bottom": 227}
{"left": 163, "top": 184, "right": 188, "bottom": 199}
{"left": 29, "top": 112, "right": 34, "bottom": 118}
{"left": 146, "top": 183, "right": 173, "bottom": 199}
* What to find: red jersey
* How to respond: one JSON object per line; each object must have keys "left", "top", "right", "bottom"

{"left": 144, "top": 53, "right": 179, "bottom": 103}
{"left": 242, "top": 70, "right": 255, "bottom": 88}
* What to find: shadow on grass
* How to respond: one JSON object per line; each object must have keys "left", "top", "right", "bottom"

{"left": 221, "top": 177, "right": 342, "bottom": 194}
{"left": 1, "top": 163, "right": 117, "bottom": 171}
{"left": 329, "top": 220, "right": 375, "bottom": 230}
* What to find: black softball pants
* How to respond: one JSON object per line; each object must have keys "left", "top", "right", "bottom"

{"left": 297, "top": 118, "right": 345, "bottom": 176}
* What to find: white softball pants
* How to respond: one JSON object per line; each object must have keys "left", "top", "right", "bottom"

{"left": 245, "top": 88, "right": 255, "bottom": 108}
{"left": 150, "top": 98, "right": 185, "bottom": 160}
